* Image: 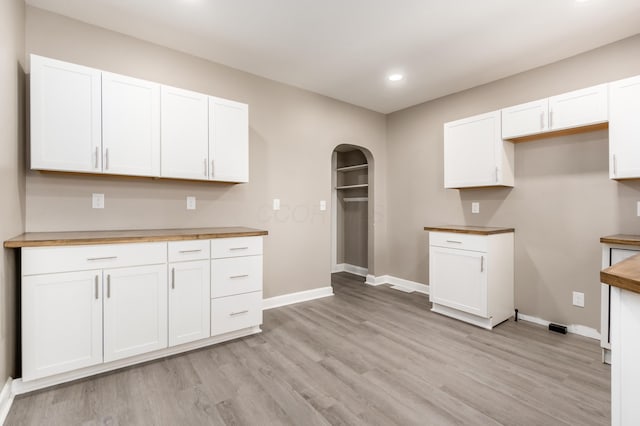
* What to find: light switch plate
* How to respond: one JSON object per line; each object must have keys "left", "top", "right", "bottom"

{"left": 572, "top": 291, "right": 585, "bottom": 308}
{"left": 92, "top": 193, "right": 104, "bottom": 209}
{"left": 320, "top": 200, "right": 327, "bottom": 211}
{"left": 273, "top": 199, "right": 280, "bottom": 211}
{"left": 186, "top": 196, "right": 196, "bottom": 210}
{"left": 472, "top": 202, "right": 480, "bottom": 214}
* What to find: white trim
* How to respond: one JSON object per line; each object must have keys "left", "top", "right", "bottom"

{"left": 364, "top": 274, "right": 429, "bottom": 294}
{"left": 263, "top": 286, "right": 334, "bottom": 310}
{"left": 333, "top": 263, "right": 368, "bottom": 277}
{"left": 12, "top": 327, "right": 261, "bottom": 395}
{"left": 518, "top": 313, "right": 600, "bottom": 340}
{"left": 0, "top": 377, "right": 14, "bottom": 425}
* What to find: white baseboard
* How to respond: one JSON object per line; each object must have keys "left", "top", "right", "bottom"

{"left": 0, "top": 377, "right": 14, "bottom": 425}
{"left": 518, "top": 313, "right": 600, "bottom": 340}
{"left": 263, "top": 286, "right": 334, "bottom": 310}
{"left": 365, "top": 274, "right": 429, "bottom": 295}
{"left": 333, "top": 263, "right": 368, "bottom": 277}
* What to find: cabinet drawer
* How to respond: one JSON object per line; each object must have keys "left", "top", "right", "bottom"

{"left": 168, "top": 240, "right": 210, "bottom": 262}
{"left": 211, "top": 237, "right": 262, "bottom": 259}
{"left": 429, "top": 232, "right": 487, "bottom": 253}
{"left": 22, "top": 242, "right": 167, "bottom": 275}
{"left": 211, "top": 291, "right": 262, "bottom": 336}
{"left": 211, "top": 256, "right": 262, "bottom": 298}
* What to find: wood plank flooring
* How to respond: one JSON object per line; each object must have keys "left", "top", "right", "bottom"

{"left": 6, "top": 273, "right": 610, "bottom": 425}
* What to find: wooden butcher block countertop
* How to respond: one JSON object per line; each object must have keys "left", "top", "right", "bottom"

{"left": 4, "top": 226, "right": 268, "bottom": 248}
{"left": 600, "top": 234, "right": 640, "bottom": 247}
{"left": 601, "top": 253, "right": 640, "bottom": 295}
{"left": 424, "top": 225, "right": 515, "bottom": 236}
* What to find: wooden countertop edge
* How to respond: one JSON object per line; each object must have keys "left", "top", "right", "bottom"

{"left": 423, "top": 226, "right": 515, "bottom": 236}
{"left": 4, "top": 230, "right": 269, "bottom": 248}
{"left": 601, "top": 253, "right": 640, "bottom": 294}
{"left": 600, "top": 235, "right": 640, "bottom": 246}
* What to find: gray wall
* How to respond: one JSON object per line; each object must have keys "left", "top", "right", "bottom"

{"left": 386, "top": 34, "right": 640, "bottom": 330}
{"left": 24, "top": 6, "right": 389, "bottom": 298}
{"left": 0, "top": 0, "right": 25, "bottom": 383}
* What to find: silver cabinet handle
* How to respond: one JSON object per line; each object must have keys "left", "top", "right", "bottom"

{"left": 230, "top": 274, "right": 249, "bottom": 279}
{"left": 229, "top": 310, "right": 249, "bottom": 317}
{"left": 445, "top": 240, "right": 462, "bottom": 244}
{"left": 87, "top": 256, "right": 117, "bottom": 261}
{"left": 107, "top": 274, "right": 111, "bottom": 298}
{"left": 613, "top": 154, "right": 617, "bottom": 177}
{"left": 94, "top": 275, "right": 99, "bottom": 299}
{"left": 230, "top": 247, "right": 249, "bottom": 251}
{"left": 495, "top": 166, "right": 499, "bottom": 183}
{"left": 480, "top": 256, "right": 484, "bottom": 272}
{"left": 171, "top": 267, "right": 175, "bottom": 290}
{"left": 211, "top": 160, "right": 214, "bottom": 178}
{"left": 540, "top": 111, "right": 544, "bottom": 130}
{"left": 94, "top": 146, "right": 99, "bottom": 169}
{"left": 178, "top": 249, "right": 202, "bottom": 254}
{"left": 549, "top": 109, "right": 554, "bottom": 128}
{"left": 105, "top": 148, "right": 109, "bottom": 170}
{"left": 204, "top": 158, "right": 207, "bottom": 176}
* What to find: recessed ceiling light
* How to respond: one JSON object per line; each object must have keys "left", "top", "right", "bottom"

{"left": 388, "top": 74, "right": 404, "bottom": 82}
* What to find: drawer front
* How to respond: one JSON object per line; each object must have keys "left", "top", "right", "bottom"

{"left": 211, "top": 291, "right": 262, "bottom": 336}
{"left": 211, "top": 256, "right": 262, "bottom": 298}
{"left": 168, "top": 240, "right": 210, "bottom": 262}
{"left": 23, "top": 242, "right": 167, "bottom": 275}
{"left": 429, "top": 232, "right": 487, "bottom": 253}
{"left": 211, "top": 237, "right": 262, "bottom": 259}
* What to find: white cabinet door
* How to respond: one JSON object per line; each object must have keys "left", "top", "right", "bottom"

{"left": 103, "top": 265, "right": 167, "bottom": 362}
{"left": 548, "top": 84, "right": 608, "bottom": 131}
{"left": 30, "top": 54, "right": 102, "bottom": 173}
{"left": 168, "top": 260, "right": 210, "bottom": 347}
{"left": 609, "top": 75, "right": 640, "bottom": 179}
{"left": 22, "top": 270, "right": 102, "bottom": 381}
{"left": 501, "top": 99, "right": 549, "bottom": 139}
{"left": 429, "top": 246, "right": 488, "bottom": 317}
{"left": 102, "top": 72, "right": 160, "bottom": 176}
{"left": 160, "top": 85, "right": 209, "bottom": 180}
{"left": 444, "top": 111, "right": 513, "bottom": 188}
{"left": 209, "top": 97, "right": 249, "bottom": 182}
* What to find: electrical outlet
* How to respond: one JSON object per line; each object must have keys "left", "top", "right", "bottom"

{"left": 273, "top": 199, "right": 280, "bottom": 211}
{"left": 92, "top": 193, "right": 104, "bottom": 209}
{"left": 572, "top": 291, "right": 585, "bottom": 308}
{"left": 186, "top": 196, "right": 196, "bottom": 210}
{"left": 472, "top": 202, "right": 480, "bottom": 214}
{"left": 320, "top": 200, "right": 327, "bottom": 211}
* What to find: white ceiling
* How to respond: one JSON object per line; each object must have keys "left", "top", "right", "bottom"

{"left": 26, "top": 0, "right": 640, "bottom": 113}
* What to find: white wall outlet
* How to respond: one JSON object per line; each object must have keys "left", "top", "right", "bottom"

{"left": 92, "top": 193, "right": 104, "bottom": 209}
{"left": 572, "top": 291, "right": 585, "bottom": 308}
{"left": 320, "top": 200, "right": 327, "bottom": 211}
{"left": 186, "top": 196, "right": 196, "bottom": 210}
{"left": 472, "top": 202, "right": 480, "bottom": 214}
{"left": 273, "top": 198, "right": 280, "bottom": 211}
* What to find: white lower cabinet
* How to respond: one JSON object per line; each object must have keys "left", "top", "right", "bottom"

{"left": 22, "top": 270, "right": 103, "bottom": 381}
{"left": 103, "top": 265, "right": 168, "bottom": 362}
{"left": 428, "top": 230, "right": 514, "bottom": 329}
{"left": 211, "top": 292, "right": 263, "bottom": 336}
{"left": 169, "top": 260, "right": 211, "bottom": 346}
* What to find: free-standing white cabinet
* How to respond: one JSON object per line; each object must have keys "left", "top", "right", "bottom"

{"left": 102, "top": 72, "right": 160, "bottom": 177}
{"left": 548, "top": 84, "right": 608, "bottom": 131}
{"left": 22, "top": 270, "right": 103, "bottom": 381}
{"left": 103, "top": 265, "right": 168, "bottom": 362}
{"left": 444, "top": 111, "right": 514, "bottom": 189}
{"left": 209, "top": 97, "right": 249, "bottom": 182}
{"left": 609, "top": 75, "right": 640, "bottom": 180}
{"left": 428, "top": 228, "right": 514, "bottom": 329}
{"left": 160, "top": 85, "right": 209, "bottom": 180}
{"left": 30, "top": 55, "right": 102, "bottom": 173}
{"left": 501, "top": 99, "right": 549, "bottom": 139}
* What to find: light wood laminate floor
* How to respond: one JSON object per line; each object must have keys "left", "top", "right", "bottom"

{"left": 6, "top": 273, "right": 610, "bottom": 425}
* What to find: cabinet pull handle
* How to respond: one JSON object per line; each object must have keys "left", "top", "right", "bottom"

{"left": 229, "top": 310, "right": 249, "bottom": 317}
{"left": 204, "top": 158, "right": 208, "bottom": 176}
{"left": 230, "top": 274, "right": 249, "bottom": 279}
{"left": 171, "top": 267, "right": 175, "bottom": 290}
{"left": 178, "top": 249, "right": 202, "bottom": 253}
{"left": 94, "top": 147, "right": 99, "bottom": 169}
{"left": 95, "top": 275, "right": 99, "bottom": 299}
{"left": 211, "top": 160, "right": 214, "bottom": 178}
{"left": 107, "top": 274, "right": 111, "bottom": 298}
{"left": 445, "top": 240, "right": 462, "bottom": 244}
{"left": 230, "top": 247, "right": 249, "bottom": 251}
{"left": 495, "top": 166, "right": 499, "bottom": 183}
{"left": 549, "top": 109, "right": 553, "bottom": 128}
{"left": 613, "top": 154, "right": 617, "bottom": 177}
{"left": 87, "top": 256, "right": 117, "bottom": 261}
{"left": 105, "top": 148, "right": 109, "bottom": 170}
{"left": 480, "top": 256, "right": 484, "bottom": 272}
{"left": 540, "top": 111, "right": 544, "bottom": 129}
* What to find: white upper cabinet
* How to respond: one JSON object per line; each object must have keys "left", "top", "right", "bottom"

{"left": 30, "top": 55, "right": 102, "bottom": 173}
{"left": 102, "top": 72, "right": 160, "bottom": 177}
{"left": 609, "top": 75, "right": 640, "bottom": 180}
{"left": 548, "top": 84, "right": 608, "bottom": 131}
{"left": 160, "top": 85, "right": 210, "bottom": 180}
{"left": 209, "top": 97, "right": 249, "bottom": 183}
{"left": 444, "top": 111, "right": 514, "bottom": 189}
{"left": 501, "top": 99, "right": 549, "bottom": 139}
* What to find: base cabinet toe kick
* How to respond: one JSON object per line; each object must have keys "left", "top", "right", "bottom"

{"left": 9, "top": 228, "right": 267, "bottom": 393}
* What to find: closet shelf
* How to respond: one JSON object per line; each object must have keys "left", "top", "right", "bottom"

{"left": 336, "top": 184, "right": 368, "bottom": 190}
{"left": 344, "top": 197, "right": 368, "bottom": 202}
{"left": 336, "top": 164, "right": 368, "bottom": 172}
